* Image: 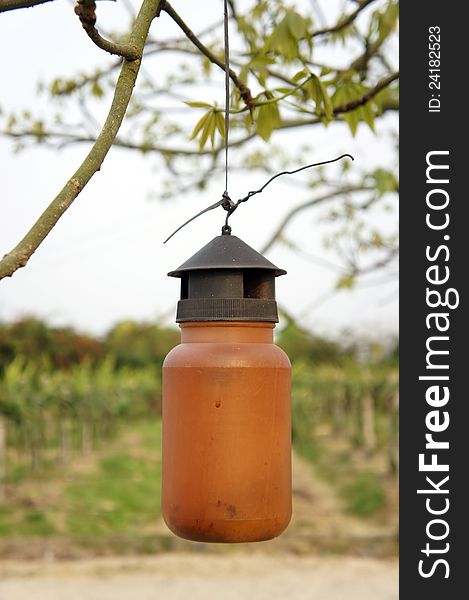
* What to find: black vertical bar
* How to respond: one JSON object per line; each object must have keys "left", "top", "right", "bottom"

{"left": 400, "top": 3, "right": 467, "bottom": 598}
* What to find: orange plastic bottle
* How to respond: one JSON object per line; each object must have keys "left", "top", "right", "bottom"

{"left": 162, "top": 234, "right": 292, "bottom": 543}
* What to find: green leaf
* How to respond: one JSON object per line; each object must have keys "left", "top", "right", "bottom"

{"left": 50, "top": 79, "right": 61, "bottom": 96}
{"left": 320, "top": 66, "right": 333, "bottom": 77}
{"left": 190, "top": 111, "right": 211, "bottom": 141}
{"left": 239, "top": 64, "right": 249, "bottom": 86}
{"left": 238, "top": 15, "right": 258, "bottom": 45}
{"left": 32, "top": 120, "right": 45, "bottom": 142}
{"left": 360, "top": 101, "right": 375, "bottom": 132}
{"left": 210, "top": 118, "right": 216, "bottom": 148}
{"left": 202, "top": 56, "right": 212, "bottom": 77}
{"left": 214, "top": 112, "right": 226, "bottom": 140}
{"left": 249, "top": 54, "right": 276, "bottom": 87}
{"left": 373, "top": 168, "right": 398, "bottom": 195}
{"left": 251, "top": 2, "right": 268, "bottom": 20}
{"left": 6, "top": 114, "right": 17, "bottom": 130}
{"left": 292, "top": 69, "right": 309, "bottom": 83}
{"left": 370, "top": 232, "right": 385, "bottom": 247}
{"left": 49, "top": 78, "right": 78, "bottom": 96}
{"left": 91, "top": 81, "right": 104, "bottom": 98}
{"left": 189, "top": 109, "right": 223, "bottom": 150}
{"left": 255, "top": 102, "right": 281, "bottom": 141}
{"left": 336, "top": 274, "right": 356, "bottom": 289}
{"left": 199, "top": 113, "right": 215, "bottom": 150}
{"left": 307, "top": 74, "right": 333, "bottom": 120}
{"left": 185, "top": 101, "right": 214, "bottom": 109}
{"left": 342, "top": 110, "right": 360, "bottom": 136}
{"left": 265, "top": 16, "right": 298, "bottom": 61}
{"left": 376, "top": 1, "right": 399, "bottom": 41}
{"left": 286, "top": 11, "right": 308, "bottom": 40}
{"left": 332, "top": 81, "right": 376, "bottom": 135}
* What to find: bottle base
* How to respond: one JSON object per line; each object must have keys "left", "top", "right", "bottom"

{"left": 163, "top": 513, "right": 292, "bottom": 543}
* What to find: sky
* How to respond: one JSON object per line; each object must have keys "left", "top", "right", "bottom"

{"left": 0, "top": 0, "right": 398, "bottom": 340}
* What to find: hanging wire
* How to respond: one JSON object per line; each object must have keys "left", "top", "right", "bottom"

{"left": 163, "top": 154, "right": 354, "bottom": 243}
{"left": 223, "top": 0, "right": 230, "bottom": 197}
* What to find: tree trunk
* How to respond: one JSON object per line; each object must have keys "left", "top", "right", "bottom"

{"left": 60, "top": 419, "right": 71, "bottom": 465}
{"left": 362, "top": 393, "right": 376, "bottom": 453}
{"left": 332, "top": 389, "right": 346, "bottom": 434}
{"left": 81, "top": 421, "right": 93, "bottom": 454}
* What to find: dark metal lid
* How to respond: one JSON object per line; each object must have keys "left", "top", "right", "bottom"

{"left": 168, "top": 235, "right": 286, "bottom": 278}
{"left": 168, "top": 235, "right": 286, "bottom": 323}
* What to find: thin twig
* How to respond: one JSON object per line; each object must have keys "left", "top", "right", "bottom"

{"left": 0, "top": 0, "right": 54, "bottom": 12}
{"left": 226, "top": 0, "right": 237, "bottom": 19}
{"left": 161, "top": 1, "right": 254, "bottom": 108}
{"left": 312, "top": 0, "right": 376, "bottom": 38}
{"left": 261, "top": 185, "right": 372, "bottom": 253}
{"left": 74, "top": 0, "right": 141, "bottom": 61}
{"left": 350, "top": 246, "right": 399, "bottom": 276}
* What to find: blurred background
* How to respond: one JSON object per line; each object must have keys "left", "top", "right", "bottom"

{"left": 0, "top": 0, "right": 398, "bottom": 597}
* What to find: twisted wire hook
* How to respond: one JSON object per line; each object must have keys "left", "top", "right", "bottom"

{"left": 163, "top": 154, "right": 354, "bottom": 243}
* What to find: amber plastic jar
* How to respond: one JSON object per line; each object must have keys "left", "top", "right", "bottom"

{"left": 162, "top": 321, "right": 292, "bottom": 543}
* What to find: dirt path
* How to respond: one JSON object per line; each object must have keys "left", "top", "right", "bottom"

{"left": 0, "top": 554, "right": 397, "bottom": 600}
{"left": 245, "top": 452, "right": 397, "bottom": 556}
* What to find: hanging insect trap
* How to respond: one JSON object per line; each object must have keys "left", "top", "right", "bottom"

{"left": 161, "top": 0, "right": 353, "bottom": 543}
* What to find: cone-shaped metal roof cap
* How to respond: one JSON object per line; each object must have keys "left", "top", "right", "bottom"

{"left": 168, "top": 234, "right": 286, "bottom": 278}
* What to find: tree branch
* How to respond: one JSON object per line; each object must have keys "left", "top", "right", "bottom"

{"left": 74, "top": 0, "right": 140, "bottom": 61}
{"left": 351, "top": 37, "right": 388, "bottom": 73}
{"left": 0, "top": 0, "right": 53, "bottom": 12}
{"left": 261, "top": 185, "right": 373, "bottom": 254}
{"left": 2, "top": 90, "right": 398, "bottom": 159}
{"left": 0, "top": 0, "right": 162, "bottom": 280}
{"left": 333, "top": 72, "right": 399, "bottom": 114}
{"left": 161, "top": 1, "right": 254, "bottom": 108}
{"left": 227, "top": 0, "right": 237, "bottom": 19}
{"left": 312, "top": 0, "right": 377, "bottom": 38}
{"left": 351, "top": 246, "right": 399, "bottom": 277}
{"left": 1, "top": 70, "right": 398, "bottom": 166}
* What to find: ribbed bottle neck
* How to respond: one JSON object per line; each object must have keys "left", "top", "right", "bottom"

{"left": 180, "top": 322, "right": 275, "bottom": 343}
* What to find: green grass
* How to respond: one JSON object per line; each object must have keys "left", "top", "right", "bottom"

{"left": 342, "top": 472, "right": 386, "bottom": 516}
{"left": 65, "top": 421, "right": 162, "bottom": 539}
{"left": 291, "top": 402, "right": 320, "bottom": 463}
{"left": 0, "top": 505, "right": 56, "bottom": 536}
{"left": 0, "top": 420, "right": 163, "bottom": 543}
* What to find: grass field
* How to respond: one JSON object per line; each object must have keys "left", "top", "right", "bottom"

{"left": 1, "top": 421, "right": 163, "bottom": 552}
{"left": 0, "top": 417, "right": 397, "bottom": 559}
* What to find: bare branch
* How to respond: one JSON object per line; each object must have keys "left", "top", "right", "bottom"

{"left": 74, "top": 0, "right": 141, "bottom": 61}
{"left": 312, "top": 0, "right": 377, "bottom": 38}
{"left": 0, "top": 0, "right": 54, "bottom": 12}
{"left": 0, "top": 0, "right": 162, "bottom": 280}
{"left": 161, "top": 1, "right": 254, "bottom": 108}
{"left": 352, "top": 247, "right": 399, "bottom": 276}
{"left": 279, "top": 237, "right": 344, "bottom": 272}
{"left": 261, "top": 185, "right": 373, "bottom": 254}
{"left": 351, "top": 37, "right": 389, "bottom": 73}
